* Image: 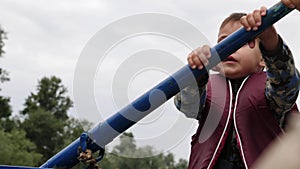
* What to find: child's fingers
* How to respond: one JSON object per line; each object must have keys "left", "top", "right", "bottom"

{"left": 246, "top": 14, "right": 257, "bottom": 27}
{"left": 188, "top": 46, "right": 211, "bottom": 70}
{"left": 260, "top": 6, "right": 267, "bottom": 16}
{"left": 252, "top": 9, "right": 262, "bottom": 30}
{"left": 192, "top": 54, "right": 203, "bottom": 69}
{"left": 188, "top": 51, "right": 204, "bottom": 69}
{"left": 200, "top": 45, "right": 211, "bottom": 68}
{"left": 241, "top": 7, "right": 267, "bottom": 31}
{"left": 240, "top": 16, "right": 251, "bottom": 31}
{"left": 282, "top": 0, "right": 296, "bottom": 8}
{"left": 187, "top": 53, "right": 197, "bottom": 69}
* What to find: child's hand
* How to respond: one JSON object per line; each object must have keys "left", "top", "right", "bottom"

{"left": 240, "top": 7, "right": 267, "bottom": 32}
{"left": 240, "top": 7, "right": 279, "bottom": 52}
{"left": 188, "top": 45, "right": 211, "bottom": 70}
{"left": 282, "top": 0, "right": 300, "bottom": 10}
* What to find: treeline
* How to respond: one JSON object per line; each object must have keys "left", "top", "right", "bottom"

{"left": 0, "top": 26, "right": 188, "bottom": 169}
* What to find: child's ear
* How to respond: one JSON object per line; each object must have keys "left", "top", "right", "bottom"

{"left": 259, "top": 57, "right": 265, "bottom": 67}
{"left": 248, "top": 40, "right": 256, "bottom": 48}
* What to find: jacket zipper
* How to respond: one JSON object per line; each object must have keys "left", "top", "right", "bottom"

{"left": 207, "top": 80, "right": 234, "bottom": 169}
{"left": 232, "top": 76, "right": 249, "bottom": 169}
{"left": 207, "top": 76, "right": 249, "bottom": 169}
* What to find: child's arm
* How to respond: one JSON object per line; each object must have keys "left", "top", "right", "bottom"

{"left": 262, "top": 37, "right": 299, "bottom": 118}
{"left": 241, "top": 7, "right": 300, "bottom": 122}
{"left": 174, "top": 75, "right": 208, "bottom": 119}
{"left": 174, "top": 46, "right": 211, "bottom": 119}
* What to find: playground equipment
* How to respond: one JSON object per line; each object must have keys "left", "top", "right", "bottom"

{"left": 0, "top": 2, "right": 295, "bottom": 169}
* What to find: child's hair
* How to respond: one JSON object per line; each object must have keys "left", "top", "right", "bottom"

{"left": 219, "top": 12, "right": 246, "bottom": 29}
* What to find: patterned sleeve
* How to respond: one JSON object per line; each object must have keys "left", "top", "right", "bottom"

{"left": 174, "top": 73, "right": 209, "bottom": 119}
{"left": 260, "top": 35, "right": 300, "bottom": 124}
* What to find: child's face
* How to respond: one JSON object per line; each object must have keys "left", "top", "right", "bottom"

{"left": 216, "top": 21, "right": 265, "bottom": 79}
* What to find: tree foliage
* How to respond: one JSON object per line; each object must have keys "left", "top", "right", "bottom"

{"left": 22, "top": 108, "right": 65, "bottom": 162}
{"left": 0, "top": 129, "right": 42, "bottom": 166}
{"left": 0, "top": 25, "right": 13, "bottom": 132}
{"left": 62, "top": 118, "right": 93, "bottom": 149}
{"left": 0, "top": 25, "right": 9, "bottom": 85}
{"left": 0, "top": 96, "right": 11, "bottom": 118}
{"left": 0, "top": 96, "right": 14, "bottom": 131}
{"left": 97, "top": 132, "right": 188, "bottom": 169}
{"left": 21, "top": 76, "right": 72, "bottom": 120}
{"left": 0, "top": 25, "right": 6, "bottom": 57}
{"left": 20, "top": 76, "right": 73, "bottom": 163}
{"left": 0, "top": 68, "right": 9, "bottom": 85}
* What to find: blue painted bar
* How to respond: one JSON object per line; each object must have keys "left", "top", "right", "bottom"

{"left": 40, "top": 137, "right": 101, "bottom": 169}
{"left": 0, "top": 165, "right": 50, "bottom": 169}
{"left": 40, "top": 2, "right": 293, "bottom": 169}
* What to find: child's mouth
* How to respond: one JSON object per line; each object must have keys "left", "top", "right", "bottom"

{"left": 223, "top": 56, "right": 237, "bottom": 62}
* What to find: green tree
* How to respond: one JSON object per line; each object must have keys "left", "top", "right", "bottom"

{"left": 175, "top": 159, "right": 188, "bottom": 169}
{"left": 0, "top": 129, "right": 42, "bottom": 166}
{"left": 97, "top": 132, "right": 188, "bottom": 169}
{"left": 0, "top": 25, "right": 6, "bottom": 57}
{"left": 0, "top": 96, "right": 14, "bottom": 132}
{"left": 21, "top": 76, "right": 72, "bottom": 120}
{"left": 0, "top": 25, "right": 9, "bottom": 83}
{"left": 0, "top": 25, "right": 13, "bottom": 132}
{"left": 62, "top": 118, "right": 93, "bottom": 148}
{"left": 113, "top": 132, "right": 137, "bottom": 156}
{"left": 22, "top": 108, "right": 65, "bottom": 162}
{"left": 0, "top": 96, "right": 11, "bottom": 118}
{"left": 20, "top": 76, "right": 73, "bottom": 163}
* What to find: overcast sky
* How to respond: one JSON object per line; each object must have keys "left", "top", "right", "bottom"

{"left": 0, "top": 0, "right": 299, "bottom": 161}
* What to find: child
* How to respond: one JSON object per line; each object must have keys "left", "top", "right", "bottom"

{"left": 174, "top": 7, "right": 299, "bottom": 169}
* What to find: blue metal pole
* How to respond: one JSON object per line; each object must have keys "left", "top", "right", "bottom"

{"left": 40, "top": 2, "right": 294, "bottom": 168}
{"left": 0, "top": 165, "right": 51, "bottom": 169}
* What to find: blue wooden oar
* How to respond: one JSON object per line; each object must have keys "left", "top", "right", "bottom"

{"left": 40, "top": 2, "right": 294, "bottom": 169}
